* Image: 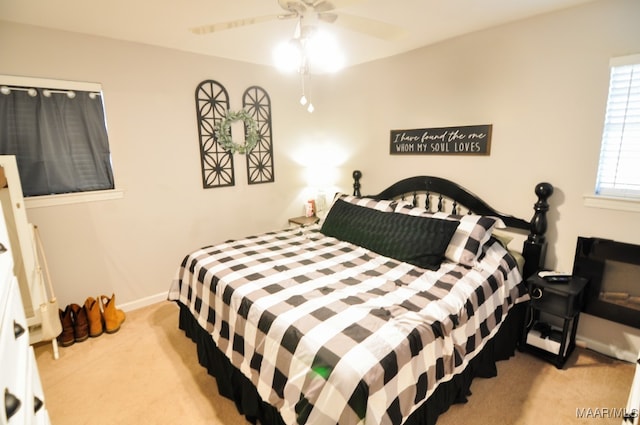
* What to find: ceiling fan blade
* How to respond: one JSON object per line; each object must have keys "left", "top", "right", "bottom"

{"left": 304, "top": 0, "right": 367, "bottom": 13}
{"left": 333, "top": 12, "right": 408, "bottom": 41}
{"left": 190, "top": 14, "right": 280, "bottom": 35}
{"left": 313, "top": 1, "right": 335, "bottom": 13}
{"left": 322, "top": 0, "right": 367, "bottom": 10}
{"left": 318, "top": 12, "right": 338, "bottom": 23}
{"left": 278, "top": 0, "right": 307, "bottom": 14}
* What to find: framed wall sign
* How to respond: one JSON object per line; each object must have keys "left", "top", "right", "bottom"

{"left": 390, "top": 124, "right": 492, "bottom": 155}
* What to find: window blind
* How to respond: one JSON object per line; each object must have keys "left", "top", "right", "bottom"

{"left": 595, "top": 54, "right": 640, "bottom": 199}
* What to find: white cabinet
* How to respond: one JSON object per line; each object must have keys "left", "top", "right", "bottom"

{"left": 0, "top": 156, "right": 45, "bottom": 345}
{"left": 0, "top": 201, "right": 50, "bottom": 424}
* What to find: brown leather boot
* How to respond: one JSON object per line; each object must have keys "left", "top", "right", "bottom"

{"left": 84, "top": 297, "right": 104, "bottom": 337}
{"left": 57, "top": 306, "right": 75, "bottom": 347}
{"left": 70, "top": 304, "right": 89, "bottom": 342}
{"left": 100, "top": 294, "right": 126, "bottom": 334}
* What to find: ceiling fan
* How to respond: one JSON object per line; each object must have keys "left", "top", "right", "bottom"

{"left": 190, "top": 0, "right": 407, "bottom": 41}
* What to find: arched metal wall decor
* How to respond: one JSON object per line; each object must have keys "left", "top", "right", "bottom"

{"left": 195, "top": 80, "right": 234, "bottom": 188}
{"left": 243, "top": 86, "right": 274, "bottom": 184}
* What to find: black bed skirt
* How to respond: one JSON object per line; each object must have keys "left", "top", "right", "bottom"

{"left": 177, "top": 302, "right": 525, "bottom": 425}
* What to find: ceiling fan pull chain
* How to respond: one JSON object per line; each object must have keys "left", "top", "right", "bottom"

{"left": 300, "top": 73, "right": 308, "bottom": 106}
{"left": 298, "top": 72, "right": 314, "bottom": 113}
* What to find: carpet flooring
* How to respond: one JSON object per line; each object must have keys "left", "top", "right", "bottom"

{"left": 34, "top": 301, "right": 635, "bottom": 425}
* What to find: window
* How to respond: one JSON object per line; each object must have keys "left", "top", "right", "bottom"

{"left": 0, "top": 75, "right": 115, "bottom": 198}
{"left": 595, "top": 54, "right": 640, "bottom": 199}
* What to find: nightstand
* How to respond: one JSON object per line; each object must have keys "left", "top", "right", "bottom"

{"left": 520, "top": 274, "right": 588, "bottom": 368}
{"left": 288, "top": 215, "right": 319, "bottom": 227}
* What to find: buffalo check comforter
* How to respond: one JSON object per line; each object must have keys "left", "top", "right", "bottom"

{"left": 168, "top": 224, "right": 526, "bottom": 425}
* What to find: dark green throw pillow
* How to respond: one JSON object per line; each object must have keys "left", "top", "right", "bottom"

{"left": 320, "top": 199, "right": 460, "bottom": 270}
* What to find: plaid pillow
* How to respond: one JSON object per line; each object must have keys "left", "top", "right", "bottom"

{"left": 394, "top": 203, "right": 505, "bottom": 267}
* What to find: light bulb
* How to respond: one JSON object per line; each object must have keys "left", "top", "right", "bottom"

{"left": 0, "top": 86, "right": 10, "bottom": 95}
{"left": 300, "top": 95, "right": 307, "bottom": 105}
{"left": 273, "top": 39, "right": 302, "bottom": 73}
{"left": 306, "top": 30, "right": 344, "bottom": 73}
{"left": 307, "top": 103, "right": 314, "bottom": 113}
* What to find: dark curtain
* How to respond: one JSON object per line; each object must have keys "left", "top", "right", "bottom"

{"left": 0, "top": 87, "right": 114, "bottom": 196}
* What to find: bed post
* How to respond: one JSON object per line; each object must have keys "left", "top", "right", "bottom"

{"left": 353, "top": 170, "right": 362, "bottom": 196}
{"left": 522, "top": 182, "right": 554, "bottom": 278}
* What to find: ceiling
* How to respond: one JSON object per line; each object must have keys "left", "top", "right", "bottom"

{"left": 0, "top": 0, "right": 595, "bottom": 70}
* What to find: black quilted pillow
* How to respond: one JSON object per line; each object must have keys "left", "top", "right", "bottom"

{"left": 320, "top": 198, "right": 460, "bottom": 270}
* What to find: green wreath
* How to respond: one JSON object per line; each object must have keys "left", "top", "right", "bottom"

{"left": 215, "top": 109, "right": 260, "bottom": 155}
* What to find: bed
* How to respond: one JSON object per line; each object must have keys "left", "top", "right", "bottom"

{"left": 168, "top": 171, "right": 554, "bottom": 425}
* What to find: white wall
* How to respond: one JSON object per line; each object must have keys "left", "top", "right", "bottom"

{"left": 1, "top": 0, "right": 640, "bottom": 360}
{"left": 0, "top": 20, "right": 326, "bottom": 309}
{"left": 314, "top": 0, "right": 640, "bottom": 361}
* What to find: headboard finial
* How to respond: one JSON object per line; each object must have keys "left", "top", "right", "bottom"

{"left": 535, "top": 182, "right": 554, "bottom": 198}
{"left": 353, "top": 170, "right": 362, "bottom": 196}
{"left": 522, "top": 181, "right": 554, "bottom": 278}
{"left": 529, "top": 182, "right": 554, "bottom": 244}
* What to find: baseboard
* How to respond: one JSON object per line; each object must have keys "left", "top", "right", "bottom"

{"left": 118, "top": 292, "right": 168, "bottom": 312}
{"left": 576, "top": 336, "right": 638, "bottom": 363}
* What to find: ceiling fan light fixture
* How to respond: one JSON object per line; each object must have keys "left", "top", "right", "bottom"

{"left": 273, "top": 27, "right": 344, "bottom": 74}
{"left": 271, "top": 2, "right": 349, "bottom": 111}
{"left": 273, "top": 39, "right": 303, "bottom": 73}
{"left": 305, "top": 30, "right": 344, "bottom": 73}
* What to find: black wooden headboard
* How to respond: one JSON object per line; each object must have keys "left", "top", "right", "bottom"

{"left": 351, "top": 170, "right": 553, "bottom": 278}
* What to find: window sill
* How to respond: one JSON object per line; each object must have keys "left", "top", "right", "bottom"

{"left": 583, "top": 195, "right": 640, "bottom": 213}
{"left": 24, "top": 189, "right": 124, "bottom": 209}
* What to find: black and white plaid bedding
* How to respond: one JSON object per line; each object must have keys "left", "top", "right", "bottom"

{"left": 168, "top": 224, "right": 526, "bottom": 425}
